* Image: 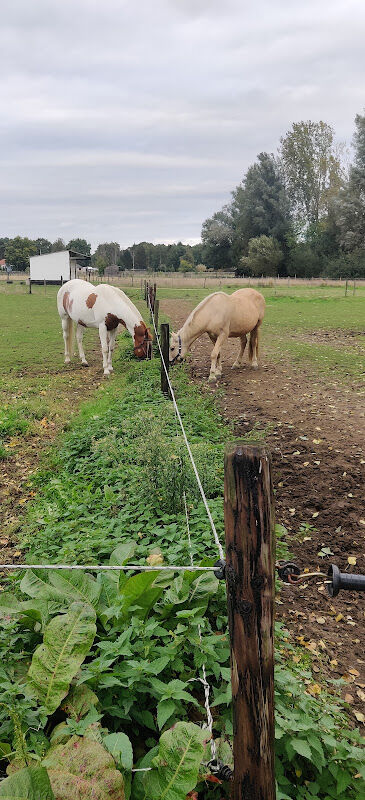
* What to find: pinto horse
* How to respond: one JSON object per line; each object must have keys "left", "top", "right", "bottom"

{"left": 169, "top": 288, "right": 265, "bottom": 382}
{"left": 57, "top": 279, "right": 152, "bottom": 375}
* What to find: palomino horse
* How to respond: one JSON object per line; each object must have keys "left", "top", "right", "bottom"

{"left": 169, "top": 288, "right": 265, "bottom": 382}
{"left": 57, "top": 279, "right": 152, "bottom": 375}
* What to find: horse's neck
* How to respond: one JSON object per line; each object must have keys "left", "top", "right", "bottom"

{"left": 115, "top": 298, "right": 139, "bottom": 336}
{"left": 180, "top": 315, "right": 204, "bottom": 347}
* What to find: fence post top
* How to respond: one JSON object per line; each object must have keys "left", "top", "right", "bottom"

{"left": 224, "top": 441, "right": 271, "bottom": 458}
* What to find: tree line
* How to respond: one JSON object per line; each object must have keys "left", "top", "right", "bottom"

{"left": 0, "top": 236, "right": 205, "bottom": 274}
{"left": 201, "top": 113, "right": 365, "bottom": 278}
{"left": 2, "top": 112, "right": 364, "bottom": 279}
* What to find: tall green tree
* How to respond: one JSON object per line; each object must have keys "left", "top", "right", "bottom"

{"left": 51, "top": 238, "right": 66, "bottom": 252}
{"left": 34, "top": 238, "right": 52, "bottom": 255}
{"left": 337, "top": 113, "right": 365, "bottom": 251}
{"left": 66, "top": 238, "right": 91, "bottom": 255}
{"left": 0, "top": 238, "right": 10, "bottom": 260}
{"left": 279, "top": 121, "right": 344, "bottom": 226}
{"left": 93, "top": 242, "right": 120, "bottom": 266}
{"left": 232, "top": 152, "right": 292, "bottom": 265}
{"left": 5, "top": 237, "right": 37, "bottom": 271}
{"left": 239, "top": 235, "right": 284, "bottom": 277}
{"left": 201, "top": 209, "right": 233, "bottom": 270}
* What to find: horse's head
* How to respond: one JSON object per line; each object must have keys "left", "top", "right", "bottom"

{"left": 133, "top": 323, "right": 152, "bottom": 359}
{"left": 169, "top": 331, "right": 185, "bottom": 364}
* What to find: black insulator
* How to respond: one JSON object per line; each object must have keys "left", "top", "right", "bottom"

{"left": 213, "top": 559, "right": 226, "bottom": 580}
{"left": 277, "top": 561, "right": 301, "bottom": 583}
{"left": 208, "top": 759, "right": 233, "bottom": 781}
{"left": 327, "top": 564, "right": 365, "bottom": 597}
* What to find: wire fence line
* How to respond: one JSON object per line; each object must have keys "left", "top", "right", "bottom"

{"left": 147, "top": 292, "right": 221, "bottom": 764}
{"left": 0, "top": 563, "right": 217, "bottom": 572}
{"left": 147, "top": 293, "right": 225, "bottom": 563}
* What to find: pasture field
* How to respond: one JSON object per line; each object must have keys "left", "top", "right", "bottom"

{"left": 0, "top": 282, "right": 364, "bottom": 798}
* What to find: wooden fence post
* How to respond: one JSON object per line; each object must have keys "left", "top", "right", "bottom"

{"left": 345, "top": 279, "right": 348, "bottom": 296}
{"left": 153, "top": 299, "right": 159, "bottom": 346}
{"left": 29, "top": 278, "right": 32, "bottom": 294}
{"left": 160, "top": 323, "right": 171, "bottom": 398}
{"left": 224, "top": 442, "right": 275, "bottom": 800}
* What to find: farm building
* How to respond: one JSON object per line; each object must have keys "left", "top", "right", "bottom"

{"left": 29, "top": 250, "right": 91, "bottom": 285}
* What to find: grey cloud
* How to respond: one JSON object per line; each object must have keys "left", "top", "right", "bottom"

{"left": 1, "top": 0, "right": 364, "bottom": 247}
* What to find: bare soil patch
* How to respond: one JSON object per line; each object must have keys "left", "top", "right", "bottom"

{"left": 293, "top": 328, "right": 365, "bottom": 353}
{"left": 0, "top": 344, "right": 103, "bottom": 567}
{"left": 163, "top": 298, "right": 365, "bottom": 724}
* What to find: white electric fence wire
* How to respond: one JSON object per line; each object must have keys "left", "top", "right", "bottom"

{"left": 0, "top": 564, "right": 216, "bottom": 572}
{"left": 183, "top": 492, "right": 217, "bottom": 763}
{"left": 148, "top": 296, "right": 224, "bottom": 562}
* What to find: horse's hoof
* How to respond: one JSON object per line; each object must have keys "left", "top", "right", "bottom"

{"left": 103, "top": 369, "right": 110, "bottom": 376}
{"left": 64, "top": 358, "right": 71, "bottom": 364}
{"left": 208, "top": 374, "right": 217, "bottom": 384}
{"left": 231, "top": 362, "right": 240, "bottom": 369}
{"left": 251, "top": 363, "right": 259, "bottom": 370}
{"left": 81, "top": 361, "right": 89, "bottom": 367}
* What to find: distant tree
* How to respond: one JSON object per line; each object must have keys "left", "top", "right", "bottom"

{"left": 0, "top": 238, "right": 10, "bottom": 260}
{"left": 337, "top": 113, "right": 365, "bottom": 251}
{"left": 34, "top": 238, "right": 52, "bottom": 255}
{"left": 5, "top": 237, "right": 37, "bottom": 271}
{"left": 232, "top": 153, "right": 292, "bottom": 266}
{"left": 93, "top": 242, "right": 120, "bottom": 267}
{"left": 279, "top": 121, "right": 344, "bottom": 226}
{"left": 133, "top": 243, "right": 147, "bottom": 270}
{"left": 94, "top": 255, "right": 108, "bottom": 275}
{"left": 239, "top": 235, "right": 284, "bottom": 277}
{"left": 166, "top": 242, "right": 186, "bottom": 271}
{"left": 119, "top": 249, "right": 133, "bottom": 270}
{"left": 66, "top": 238, "right": 91, "bottom": 255}
{"left": 51, "top": 238, "right": 66, "bottom": 252}
{"left": 179, "top": 258, "right": 195, "bottom": 272}
{"left": 201, "top": 209, "right": 233, "bottom": 270}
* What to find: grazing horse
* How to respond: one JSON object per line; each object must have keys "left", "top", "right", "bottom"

{"left": 169, "top": 288, "right": 265, "bottom": 382}
{"left": 57, "top": 279, "right": 152, "bottom": 375}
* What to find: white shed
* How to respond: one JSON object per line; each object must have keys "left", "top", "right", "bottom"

{"left": 29, "top": 250, "right": 91, "bottom": 285}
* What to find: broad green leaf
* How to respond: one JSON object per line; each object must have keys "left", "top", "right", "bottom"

{"left": 96, "top": 573, "right": 119, "bottom": 627}
{"left": 104, "top": 732, "right": 133, "bottom": 769}
{"left": 143, "top": 721, "right": 207, "bottom": 800}
{"left": 61, "top": 685, "right": 99, "bottom": 720}
{"left": 157, "top": 699, "right": 176, "bottom": 730}
{"left": 290, "top": 738, "right": 312, "bottom": 760}
{"left": 28, "top": 602, "right": 96, "bottom": 714}
{"left": 109, "top": 541, "right": 136, "bottom": 567}
{"left": 20, "top": 571, "right": 64, "bottom": 603}
{"left": 0, "top": 766, "right": 54, "bottom": 799}
{"left": 43, "top": 736, "right": 124, "bottom": 799}
{"left": 0, "top": 593, "right": 23, "bottom": 615}
{"left": 119, "top": 571, "right": 163, "bottom": 617}
{"left": 0, "top": 743, "right": 11, "bottom": 759}
{"left": 49, "top": 570, "right": 101, "bottom": 608}
{"left": 104, "top": 733, "right": 132, "bottom": 800}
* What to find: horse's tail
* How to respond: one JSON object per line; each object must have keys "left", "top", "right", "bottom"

{"left": 249, "top": 322, "right": 260, "bottom": 362}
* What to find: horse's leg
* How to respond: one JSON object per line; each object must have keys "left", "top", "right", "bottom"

{"left": 107, "top": 329, "right": 117, "bottom": 372}
{"left": 208, "top": 331, "right": 227, "bottom": 383}
{"left": 99, "top": 323, "right": 111, "bottom": 376}
{"left": 76, "top": 324, "right": 88, "bottom": 366}
{"left": 61, "top": 317, "right": 72, "bottom": 364}
{"left": 232, "top": 334, "right": 247, "bottom": 368}
{"left": 248, "top": 324, "right": 259, "bottom": 369}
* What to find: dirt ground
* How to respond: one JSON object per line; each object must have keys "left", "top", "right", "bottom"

{"left": 162, "top": 299, "right": 365, "bottom": 725}
{"left": 0, "top": 346, "right": 103, "bottom": 566}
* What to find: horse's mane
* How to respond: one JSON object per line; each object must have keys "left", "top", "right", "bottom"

{"left": 184, "top": 291, "right": 226, "bottom": 329}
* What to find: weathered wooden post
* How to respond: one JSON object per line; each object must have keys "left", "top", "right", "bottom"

{"left": 153, "top": 299, "right": 159, "bottom": 345}
{"left": 353, "top": 279, "right": 356, "bottom": 296}
{"left": 28, "top": 278, "right": 32, "bottom": 294}
{"left": 224, "top": 442, "right": 275, "bottom": 800}
{"left": 160, "top": 323, "right": 171, "bottom": 398}
{"left": 345, "top": 279, "right": 348, "bottom": 296}
{"left": 44, "top": 278, "right": 46, "bottom": 295}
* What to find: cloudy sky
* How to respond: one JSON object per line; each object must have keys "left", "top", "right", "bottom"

{"left": 1, "top": 0, "right": 364, "bottom": 249}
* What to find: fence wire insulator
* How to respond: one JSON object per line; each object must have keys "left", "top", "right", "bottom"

{"left": 213, "top": 559, "right": 226, "bottom": 580}
{"left": 208, "top": 759, "right": 233, "bottom": 781}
